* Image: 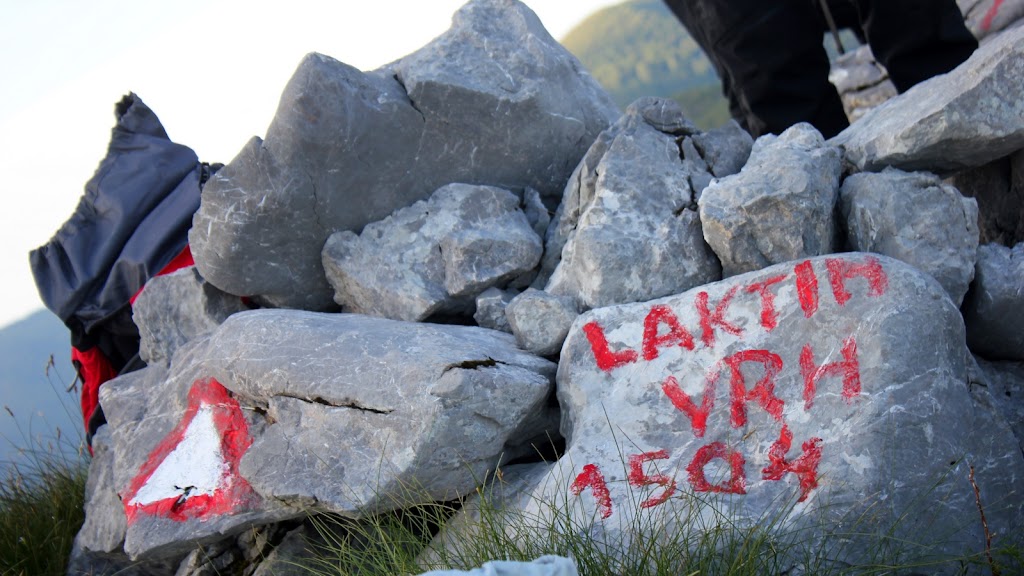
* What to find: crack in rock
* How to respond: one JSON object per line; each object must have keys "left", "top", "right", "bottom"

{"left": 278, "top": 393, "right": 394, "bottom": 414}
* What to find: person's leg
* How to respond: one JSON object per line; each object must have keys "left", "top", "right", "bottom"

{"left": 853, "top": 0, "right": 977, "bottom": 92}
{"left": 664, "top": 0, "right": 849, "bottom": 138}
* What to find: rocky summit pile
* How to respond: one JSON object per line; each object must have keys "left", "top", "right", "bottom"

{"left": 69, "top": 1, "right": 1024, "bottom": 574}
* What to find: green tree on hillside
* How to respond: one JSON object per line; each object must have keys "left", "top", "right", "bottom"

{"left": 561, "top": 0, "right": 729, "bottom": 128}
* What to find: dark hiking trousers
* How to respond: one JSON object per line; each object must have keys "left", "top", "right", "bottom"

{"left": 663, "top": 0, "right": 978, "bottom": 138}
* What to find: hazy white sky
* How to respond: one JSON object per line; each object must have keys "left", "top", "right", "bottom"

{"left": 0, "top": 0, "right": 624, "bottom": 329}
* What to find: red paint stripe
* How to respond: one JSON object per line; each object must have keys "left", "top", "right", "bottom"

{"left": 121, "top": 378, "right": 257, "bottom": 523}
{"left": 982, "top": 0, "right": 1005, "bottom": 32}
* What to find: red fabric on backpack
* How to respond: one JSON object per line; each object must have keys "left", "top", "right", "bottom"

{"left": 72, "top": 345, "right": 118, "bottom": 441}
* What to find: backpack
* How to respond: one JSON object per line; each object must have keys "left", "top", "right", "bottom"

{"left": 30, "top": 93, "right": 219, "bottom": 447}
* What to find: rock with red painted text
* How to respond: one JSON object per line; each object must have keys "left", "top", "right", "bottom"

{"left": 321, "top": 184, "right": 542, "bottom": 322}
{"left": 506, "top": 254, "right": 1024, "bottom": 569}
{"left": 190, "top": 0, "right": 616, "bottom": 311}
{"left": 830, "top": 26, "right": 1024, "bottom": 174}
{"left": 699, "top": 124, "right": 842, "bottom": 277}
{"left": 133, "top": 268, "right": 249, "bottom": 366}
{"left": 962, "top": 243, "right": 1024, "bottom": 360}
{"left": 99, "top": 355, "right": 297, "bottom": 560}
{"left": 198, "top": 310, "right": 557, "bottom": 517}
{"left": 506, "top": 289, "right": 579, "bottom": 357}
{"left": 840, "top": 168, "right": 979, "bottom": 306}
{"left": 543, "top": 98, "right": 722, "bottom": 310}
{"left": 959, "top": 0, "right": 1024, "bottom": 39}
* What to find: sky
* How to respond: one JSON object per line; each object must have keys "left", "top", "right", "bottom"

{"left": 0, "top": 0, "right": 624, "bottom": 330}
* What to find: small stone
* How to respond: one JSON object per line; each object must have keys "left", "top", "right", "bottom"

{"left": 474, "top": 288, "right": 517, "bottom": 333}
{"left": 506, "top": 289, "right": 579, "bottom": 356}
{"left": 840, "top": 167, "right": 979, "bottom": 305}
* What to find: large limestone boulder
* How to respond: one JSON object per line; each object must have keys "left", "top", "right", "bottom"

{"left": 543, "top": 98, "right": 723, "bottom": 309}
{"left": 455, "top": 254, "right": 1024, "bottom": 570}
{"left": 831, "top": 26, "right": 1024, "bottom": 174}
{"left": 99, "top": 309, "right": 558, "bottom": 559}
{"left": 699, "top": 124, "right": 841, "bottom": 277}
{"left": 190, "top": 0, "right": 617, "bottom": 310}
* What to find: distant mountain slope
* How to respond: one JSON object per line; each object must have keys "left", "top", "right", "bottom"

{"left": 561, "top": 0, "right": 728, "bottom": 127}
{"left": 0, "top": 309, "right": 80, "bottom": 465}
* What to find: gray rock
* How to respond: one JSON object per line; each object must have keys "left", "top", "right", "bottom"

{"left": 417, "top": 556, "right": 578, "bottom": 576}
{"left": 474, "top": 287, "right": 517, "bottom": 333}
{"left": 418, "top": 462, "right": 553, "bottom": 569}
{"left": 100, "top": 358, "right": 297, "bottom": 560}
{"left": 962, "top": 243, "right": 1024, "bottom": 360}
{"left": 840, "top": 168, "right": 979, "bottom": 305}
{"left": 831, "top": 26, "right": 1024, "bottom": 173}
{"left": 947, "top": 150, "right": 1024, "bottom": 246}
{"left": 828, "top": 45, "right": 898, "bottom": 123}
{"left": 251, "top": 525, "right": 315, "bottom": 576}
{"left": 690, "top": 120, "right": 754, "bottom": 179}
{"left": 321, "top": 184, "right": 542, "bottom": 322}
{"left": 198, "top": 310, "right": 557, "bottom": 516}
{"left": 506, "top": 289, "right": 579, "bottom": 357}
{"left": 500, "top": 254, "right": 1024, "bottom": 569}
{"left": 973, "top": 358, "right": 1024, "bottom": 455}
{"left": 959, "top": 0, "right": 1024, "bottom": 38}
{"left": 545, "top": 98, "right": 722, "bottom": 309}
{"left": 190, "top": 0, "right": 617, "bottom": 310}
{"left": 74, "top": 426, "right": 127, "bottom": 554}
{"left": 133, "top": 268, "right": 249, "bottom": 365}
{"left": 173, "top": 543, "right": 237, "bottom": 576}
{"left": 699, "top": 124, "right": 841, "bottom": 277}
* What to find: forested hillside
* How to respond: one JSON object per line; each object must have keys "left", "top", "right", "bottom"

{"left": 560, "top": 0, "right": 730, "bottom": 128}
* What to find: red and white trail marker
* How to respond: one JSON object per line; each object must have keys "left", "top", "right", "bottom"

{"left": 120, "top": 378, "right": 257, "bottom": 523}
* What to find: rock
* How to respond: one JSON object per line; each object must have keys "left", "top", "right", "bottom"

{"left": 545, "top": 98, "right": 722, "bottom": 309}
{"left": 68, "top": 425, "right": 183, "bottom": 575}
{"left": 498, "top": 254, "right": 1024, "bottom": 569}
{"left": 474, "top": 287, "right": 517, "bottom": 333}
{"left": 321, "top": 184, "right": 542, "bottom": 322}
{"left": 418, "top": 462, "right": 553, "bottom": 569}
{"left": 962, "top": 243, "right": 1024, "bottom": 360}
{"left": 199, "top": 310, "right": 557, "bottom": 516}
{"left": 947, "top": 151, "right": 1024, "bottom": 246}
{"left": 133, "top": 268, "right": 249, "bottom": 365}
{"left": 173, "top": 542, "right": 237, "bottom": 576}
{"left": 689, "top": 120, "right": 754, "bottom": 180}
{"left": 417, "top": 556, "right": 578, "bottom": 576}
{"left": 250, "top": 525, "right": 316, "bottom": 576}
{"left": 74, "top": 425, "right": 127, "bottom": 554}
{"left": 828, "top": 45, "right": 899, "bottom": 123}
{"left": 699, "top": 124, "right": 841, "bottom": 277}
{"left": 100, "top": 361, "right": 297, "bottom": 560}
{"left": 840, "top": 168, "right": 979, "bottom": 305}
{"left": 506, "top": 289, "right": 579, "bottom": 357}
{"left": 973, "top": 358, "right": 1024, "bottom": 454}
{"left": 831, "top": 26, "right": 1024, "bottom": 173}
{"left": 959, "top": 0, "right": 1024, "bottom": 38}
{"left": 190, "top": 0, "right": 617, "bottom": 310}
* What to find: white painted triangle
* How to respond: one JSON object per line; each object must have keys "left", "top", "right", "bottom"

{"left": 130, "top": 405, "right": 229, "bottom": 506}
